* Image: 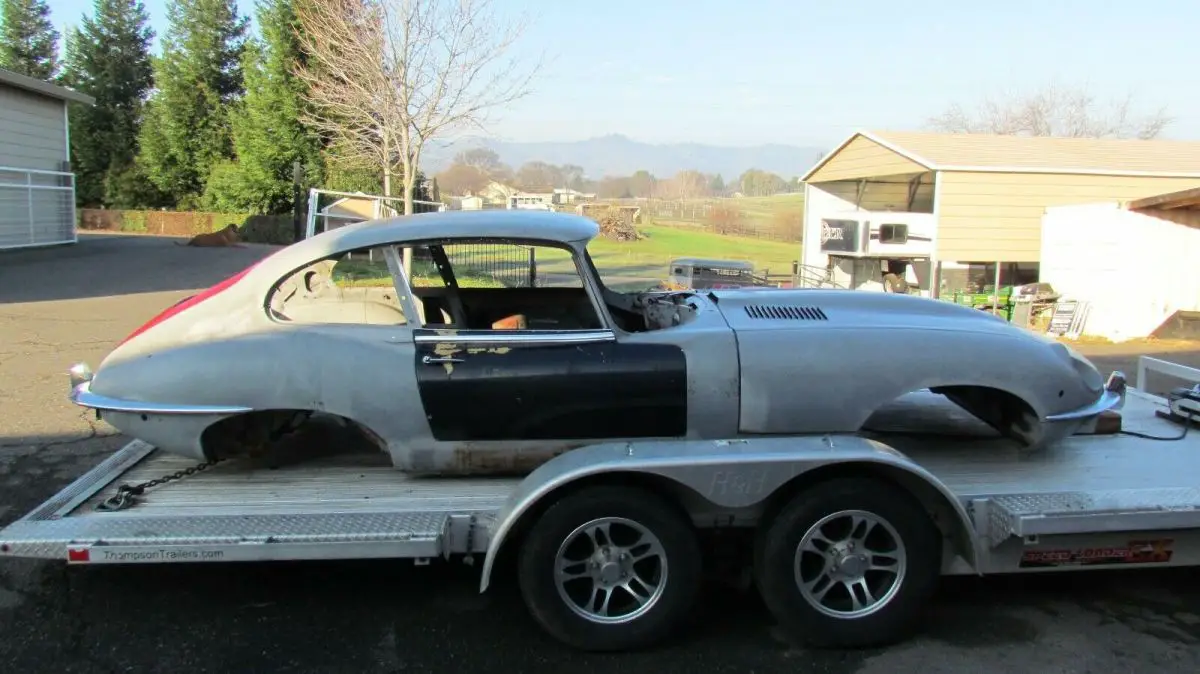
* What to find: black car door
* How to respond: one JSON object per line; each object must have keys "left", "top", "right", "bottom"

{"left": 413, "top": 329, "right": 688, "bottom": 442}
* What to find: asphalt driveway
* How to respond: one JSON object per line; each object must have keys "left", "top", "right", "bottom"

{"left": 3, "top": 233, "right": 1200, "bottom": 673}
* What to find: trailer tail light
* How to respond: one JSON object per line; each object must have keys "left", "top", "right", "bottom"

{"left": 119, "top": 262, "right": 261, "bottom": 347}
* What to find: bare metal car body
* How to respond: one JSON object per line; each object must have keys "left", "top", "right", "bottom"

{"left": 70, "top": 211, "right": 1122, "bottom": 475}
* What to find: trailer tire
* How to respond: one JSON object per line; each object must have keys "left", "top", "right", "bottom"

{"left": 516, "top": 485, "right": 702, "bottom": 652}
{"left": 754, "top": 477, "right": 941, "bottom": 649}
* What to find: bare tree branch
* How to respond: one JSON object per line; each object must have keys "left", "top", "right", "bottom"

{"left": 294, "top": 0, "right": 539, "bottom": 220}
{"left": 926, "top": 82, "right": 1173, "bottom": 139}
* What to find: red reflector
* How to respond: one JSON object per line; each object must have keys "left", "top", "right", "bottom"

{"left": 119, "top": 261, "right": 261, "bottom": 346}
{"left": 67, "top": 547, "right": 90, "bottom": 562}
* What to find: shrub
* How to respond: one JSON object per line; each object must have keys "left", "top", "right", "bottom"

{"left": 768, "top": 210, "right": 803, "bottom": 242}
{"left": 239, "top": 214, "right": 296, "bottom": 245}
{"left": 705, "top": 204, "right": 743, "bottom": 236}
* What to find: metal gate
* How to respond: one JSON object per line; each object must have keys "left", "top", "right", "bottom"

{"left": 304, "top": 188, "right": 444, "bottom": 239}
{"left": 0, "top": 166, "right": 77, "bottom": 250}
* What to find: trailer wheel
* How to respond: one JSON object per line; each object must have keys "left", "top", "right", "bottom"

{"left": 754, "top": 477, "right": 941, "bottom": 648}
{"left": 516, "top": 485, "right": 702, "bottom": 652}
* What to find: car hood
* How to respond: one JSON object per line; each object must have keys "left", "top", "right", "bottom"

{"left": 708, "top": 288, "right": 1037, "bottom": 338}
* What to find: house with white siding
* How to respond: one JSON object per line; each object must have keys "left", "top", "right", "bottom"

{"left": 0, "top": 68, "right": 94, "bottom": 250}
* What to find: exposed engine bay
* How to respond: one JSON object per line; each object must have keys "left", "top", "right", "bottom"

{"left": 596, "top": 285, "right": 702, "bottom": 333}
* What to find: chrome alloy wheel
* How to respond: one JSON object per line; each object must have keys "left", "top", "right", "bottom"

{"left": 794, "top": 509, "right": 907, "bottom": 619}
{"left": 553, "top": 516, "right": 669, "bottom": 624}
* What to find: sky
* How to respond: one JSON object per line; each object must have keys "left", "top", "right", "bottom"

{"left": 41, "top": 0, "right": 1197, "bottom": 150}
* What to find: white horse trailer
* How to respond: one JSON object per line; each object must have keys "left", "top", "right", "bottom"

{"left": 808, "top": 210, "right": 937, "bottom": 294}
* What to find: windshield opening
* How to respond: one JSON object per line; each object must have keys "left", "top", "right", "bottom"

{"left": 583, "top": 246, "right": 670, "bottom": 293}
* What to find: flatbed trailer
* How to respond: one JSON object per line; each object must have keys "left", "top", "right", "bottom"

{"left": 3, "top": 357, "right": 1200, "bottom": 652}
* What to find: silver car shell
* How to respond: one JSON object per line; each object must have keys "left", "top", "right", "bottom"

{"left": 76, "top": 211, "right": 728, "bottom": 466}
{"left": 705, "top": 288, "right": 1115, "bottom": 446}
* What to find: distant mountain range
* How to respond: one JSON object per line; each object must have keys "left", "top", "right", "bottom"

{"left": 420, "top": 134, "right": 826, "bottom": 181}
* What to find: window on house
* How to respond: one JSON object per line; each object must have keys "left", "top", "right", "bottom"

{"left": 878, "top": 223, "right": 909, "bottom": 244}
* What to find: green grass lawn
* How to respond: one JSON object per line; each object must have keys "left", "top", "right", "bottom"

{"left": 585, "top": 224, "right": 799, "bottom": 287}
{"left": 328, "top": 224, "right": 801, "bottom": 292}
{"left": 728, "top": 194, "right": 806, "bottom": 226}
{"left": 334, "top": 257, "right": 506, "bottom": 288}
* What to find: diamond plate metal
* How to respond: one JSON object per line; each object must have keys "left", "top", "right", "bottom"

{"left": 990, "top": 487, "right": 1200, "bottom": 537}
{"left": 25, "top": 440, "right": 156, "bottom": 521}
{"left": 994, "top": 487, "right": 1200, "bottom": 517}
{"left": 0, "top": 509, "right": 497, "bottom": 560}
{"left": 0, "top": 440, "right": 513, "bottom": 562}
{"left": 987, "top": 500, "right": 1018, "bottom": 548}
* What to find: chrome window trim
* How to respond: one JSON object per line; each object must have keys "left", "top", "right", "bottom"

{"left": 413, "top": 329, "right": 616, "bottom": 346}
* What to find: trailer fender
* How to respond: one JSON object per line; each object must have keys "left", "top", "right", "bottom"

{"left": 478, "top": 435, "right": 980, "bottom": 592}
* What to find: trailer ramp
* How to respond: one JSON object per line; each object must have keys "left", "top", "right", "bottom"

{"left": 0, "top": 440, "right": 517, "bottom": 563}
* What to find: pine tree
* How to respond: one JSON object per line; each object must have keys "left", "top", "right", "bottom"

{"left": 709, "top": 174, "right": 725, "bottom": 196}
{"left": 57, "top": 0, "right": 154, "bottom": 206}
{"left": 0, "top": 0, "right": 60, "bottom": 79}
{"left": 205, "top": 0, "right": 321, "bottom": 214}
{"left": 136, "top": 0, "right": 247, "bottom": 207}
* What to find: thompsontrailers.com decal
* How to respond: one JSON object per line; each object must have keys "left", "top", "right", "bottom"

{"left": 67, "top": 546, "right": 226, "bottom": 564}
{"left": 1018, "top": 539, "right": 1174, "bottom": 568}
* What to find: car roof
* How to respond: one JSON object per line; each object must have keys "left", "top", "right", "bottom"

{"left": 324, "top": 209, "right": 599, "bottom": 247}
{"left": 246, "top": 209, "right": 602, "bottom": 285}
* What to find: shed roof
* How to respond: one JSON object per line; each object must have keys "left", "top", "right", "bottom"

{"left": 0, "top": 68, "right": 95, "bottom": 105}
{"left": 803, "top": 129, "right": 1200, "bottom": 181}
{"left": 1126, "top": 186, "right": 1200, "bottom": 211}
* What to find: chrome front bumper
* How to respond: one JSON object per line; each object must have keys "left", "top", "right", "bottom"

{"left": 1043, "top": 370, "right": 1127, "bottom": 423}
{"left": 67, "top": 362, "right": 252, "bottom": 416}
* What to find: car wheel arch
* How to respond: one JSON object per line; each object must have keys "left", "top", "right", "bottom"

{"left": 850, "top": 377, "right": 1045, "bottom": 440}
{"left": 197, "top": 408, "right": 390, "bottom": 461}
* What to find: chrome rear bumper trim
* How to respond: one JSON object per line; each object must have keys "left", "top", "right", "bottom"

{"left": 69, "top": 380, "right": 252, "bottom": 416}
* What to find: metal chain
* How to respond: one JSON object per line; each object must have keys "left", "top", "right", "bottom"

{"left": 92, "top": 412, "right": 310, "bottom": 513}
{"left": 95, "top": 458, "right": 226, "bottom": 512}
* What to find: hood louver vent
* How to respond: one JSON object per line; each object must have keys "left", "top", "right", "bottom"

{"left": 744, "top": 304, "right": 828, "bottom": 321}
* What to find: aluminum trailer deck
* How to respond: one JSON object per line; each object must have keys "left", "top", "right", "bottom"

{"left": 3, "top": 358, "right": 1200, "bottom": 651}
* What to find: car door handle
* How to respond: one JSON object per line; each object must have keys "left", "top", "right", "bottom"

{"left": 422, "top": 355, "right": 464, "bottom": 365}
